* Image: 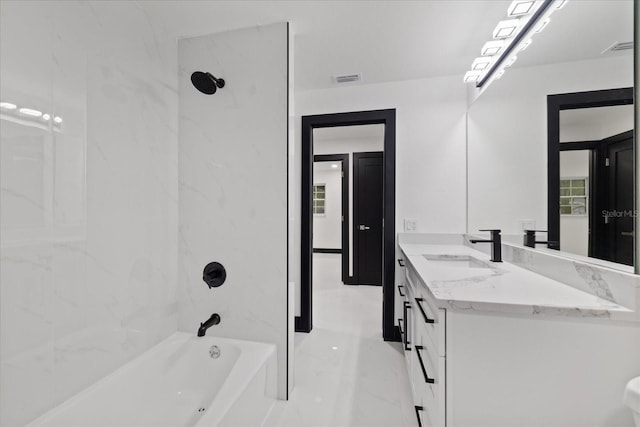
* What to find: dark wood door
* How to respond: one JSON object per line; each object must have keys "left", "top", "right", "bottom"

{"left": 353, "top": 152, "right": 383, "bottom": 285}
{"left": 607, "top": 132, "right": 633, "bottom": 265}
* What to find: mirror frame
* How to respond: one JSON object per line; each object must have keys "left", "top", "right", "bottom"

{"left": 547, "top": 87, "right": 634, "bottom": 261}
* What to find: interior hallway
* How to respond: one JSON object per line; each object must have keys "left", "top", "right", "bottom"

{"left": 265, "top": 253, "right": 416, "bottom": 427}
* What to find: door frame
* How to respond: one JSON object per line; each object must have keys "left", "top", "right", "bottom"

{"left": 605, "top": 132, "right": 634, "bottom": 265}
{"left": 353, "top": 151, "right": 384, "bottom": 285}
{"left": 547, "top": 87, "right": 633, "bottom": 252}
{"left": 298, "top": 109, "right": 398, "bottom": 342}
{"left": 312, "top": 153, "right": 350, "bottom": 284}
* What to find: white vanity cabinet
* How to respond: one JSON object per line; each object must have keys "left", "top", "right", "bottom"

{"left": 399, "top": 252, "right": 640, "bottom": 427}
{"left": 403, "top": 261, "right": 446, "bottom": 427}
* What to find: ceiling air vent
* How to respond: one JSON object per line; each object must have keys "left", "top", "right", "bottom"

{"left": 334, "top": 73, "right": 362, "bottom": 84}
{"left": 602, "top": 41, "right": 634, "bottom": 54}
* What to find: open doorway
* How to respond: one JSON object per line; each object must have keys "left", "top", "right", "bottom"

{"left": 297, "top": 109, "right": 397, "bottom": 342}
{"left": 312, "top": 154, "right": 349, "bottom": 282}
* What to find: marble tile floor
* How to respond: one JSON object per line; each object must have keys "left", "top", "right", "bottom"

{"left": 265, "top": 253, "right": 417, "bottom": 427}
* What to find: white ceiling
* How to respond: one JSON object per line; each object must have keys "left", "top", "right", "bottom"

{"left": 138, "top": 0, "right": 633, "bottom": 92}
{"left": 515, "top": 0, "right": 633, "bottom": 69}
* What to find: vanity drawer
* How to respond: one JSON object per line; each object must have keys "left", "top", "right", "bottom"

{"left": 410, "top": 272, "right": 438, "bottom": 315}
{"left": 407, "top": 273, "right": 445, "bottom": 357}
{"left": 406, "top": 266, "right": 439, "bottom": 318}
{"left": 414, "top": 376, "right": 445, "bottom": 427}
{"left": 414, "top": 329, "right": 437, "bottom": 366}
{"left": 413, "top": 333, "right": 441, "bottom": 391}
{"left": 412, "top": 346, "right": 446, "bottom": 427}
{"left": 415, "top": 299, "right": 445, "bottom": 357}
{"left": 413, "top": 381, "right": 437, "bottom": 427}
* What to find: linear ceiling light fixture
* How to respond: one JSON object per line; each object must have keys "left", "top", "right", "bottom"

{"left": 463, "top": 70, "right": 483, "bottom": 83}
{"left": 472, "top": 57, "right": 493, "bottom": 70}
{"left": 1, "top": 100, "right": 63, "bottom": 129}
{"left": 508, "top": 0, "right": 536, "bottom": 16}
{"left": 464, "top": 0, "right": 562, "bottom": 88}
{"left": 481, "top": 40, "right": 505, "bottom": 56}
{"left": 19, "top": 107, "right": 43, "bottom": 117}
{"left": 493, "top": 19, "right": 521, "bottom": 39}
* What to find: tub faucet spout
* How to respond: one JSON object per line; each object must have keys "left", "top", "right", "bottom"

{"left": 197, "top": 313, "right": 221, "bottom": 337}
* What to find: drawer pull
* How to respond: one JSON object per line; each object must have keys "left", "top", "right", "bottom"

{"left": 397, "top": 318, "right": 404, "bottom": 336}
{"left": 414, "top": 405, "right": 424, "bottom": 427}
{"left": 397, "top": 285, "right": 405, "bottom": 297}
{"left": 415, "top": 345, "right": 435, "bottom": 384}
{"left": 403, "top": 302, "right": 411, "bottom": 351}
{"left": 415, "top": 297, "right": 435, "bottom": 324}
{"left": 397, "top": 258, "right": 405, "bottom": 267}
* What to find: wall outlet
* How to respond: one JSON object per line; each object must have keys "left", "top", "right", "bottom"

{"left": 404, "top": 218, "right": 418, "bottom": 232}
{"left": 518, "top": 219, "right": 536, "bottom": 232}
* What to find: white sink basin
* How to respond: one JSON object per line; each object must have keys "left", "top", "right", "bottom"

{"left": 423, "top": 255, "right": 497, "bottom": 270}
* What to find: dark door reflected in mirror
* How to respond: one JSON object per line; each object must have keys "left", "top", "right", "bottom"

{"left": 549, "top": 88, "right": 634, "bottom": 266}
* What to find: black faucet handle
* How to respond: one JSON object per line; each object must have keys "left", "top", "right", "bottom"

{"left": 203, "top": 262, "right": 226, "bottom": 289}
{"left": 479, "top": 229, "right": 502, "bottom": 241}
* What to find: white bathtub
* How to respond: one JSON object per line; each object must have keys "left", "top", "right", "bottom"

{"left": 28, "top": 332, "right": 277, "bottom": 427}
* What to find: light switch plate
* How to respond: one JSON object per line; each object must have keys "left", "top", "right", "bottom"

{"left": 404, "top": 218, "right": 418, "bottom": 232}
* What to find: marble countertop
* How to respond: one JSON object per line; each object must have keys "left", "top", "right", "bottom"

{"left": 399, "top": 243, "right": 636, "bottom": 321}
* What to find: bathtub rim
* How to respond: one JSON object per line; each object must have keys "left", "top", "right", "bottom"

{"left": 26, "top": 331, "right": 276, "bottom": 427}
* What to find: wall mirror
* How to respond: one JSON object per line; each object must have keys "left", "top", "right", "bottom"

{"left": 467, "top": 0, "right": 634, "bottom": 270}
{"left": 548, "top": 88, "right": 634, "bottom": 266}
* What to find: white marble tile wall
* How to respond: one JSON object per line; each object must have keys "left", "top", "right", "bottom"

{"left": 178, "top": 23, "right": 290, "bottom": 399}
{"left": 0, "top": 2, "right": 179, "bottom": 426}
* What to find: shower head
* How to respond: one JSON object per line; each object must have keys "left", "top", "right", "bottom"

{"left": 191, "top": 71, "right": 225, "bottom": 95}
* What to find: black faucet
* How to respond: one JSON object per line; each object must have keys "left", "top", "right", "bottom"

{"left": 523, "top": 230, "right": 558, "bottom": 249}
{"left": 470, "top": 229, "right": 502, "bottom": 262}
{"left": 197, "top": 313, "right": 221, "bottom": 337}
{"left": 524, "top": 230, "right": 547, "bottom": 248}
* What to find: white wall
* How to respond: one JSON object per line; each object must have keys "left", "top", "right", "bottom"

{"left": 560, "top": 104, "right": 634, "bottom": 142}
{"left": 0, "top": 2, "right": 179, "bottom": 425}
{"left": 313, "top": 167, "right": 342, "bottom": 249}
{"left": 178, "top": 23, "right": 290, "bottom": 399}
{"left": 559, "top": 150, "right": 590, "bottom": 256}
{"left": 295, "top": 75, "right": 468, "bottom": 315}
{"left": 467, "top": 55, "right": 633, "bottom": 235}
